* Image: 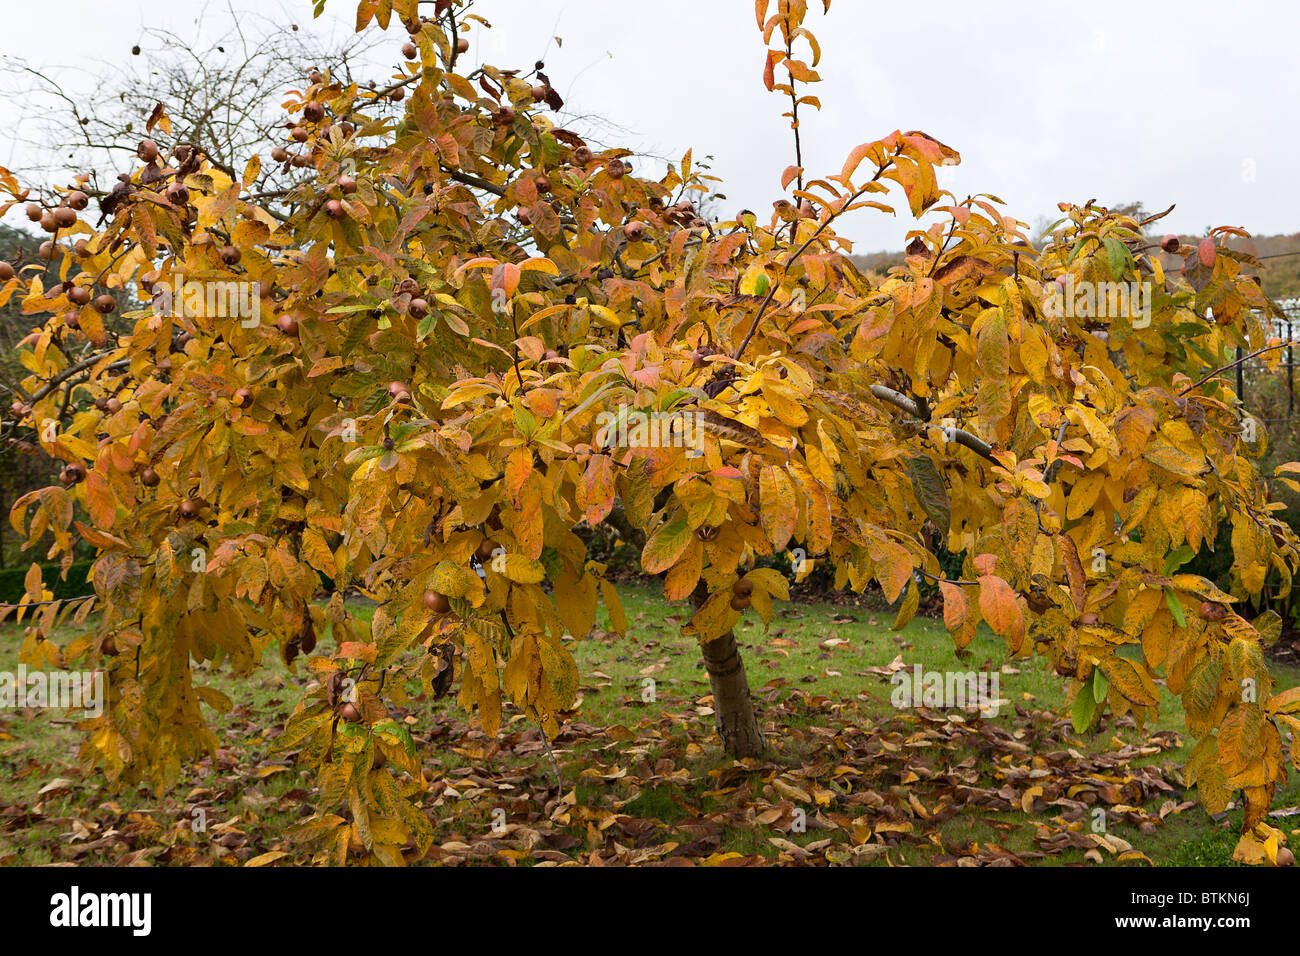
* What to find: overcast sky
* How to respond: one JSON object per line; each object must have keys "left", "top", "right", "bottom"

{"left": 2, "top": 0, "right": 1296, "bottom": 251}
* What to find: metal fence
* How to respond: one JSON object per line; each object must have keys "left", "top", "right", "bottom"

{"left": 1237, "top": 298, "right": 1300, "bottom": 420}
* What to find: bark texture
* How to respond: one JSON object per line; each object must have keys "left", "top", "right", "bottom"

{"left": 699, "top": 627, "right": 765, "bottom": 757}
{"left": 691, "top": 584, "right": 764, "bottom": 757}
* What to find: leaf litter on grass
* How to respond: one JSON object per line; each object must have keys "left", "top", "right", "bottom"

{"left": 0, "top": 685, "right": 1198, "bottom": 867}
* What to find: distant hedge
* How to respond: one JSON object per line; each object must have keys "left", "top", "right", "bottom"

{"left": 0, "top": 561, "right": 95, "bottom": 605}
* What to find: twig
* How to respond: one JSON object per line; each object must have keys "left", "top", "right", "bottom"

{"left": 1177, "top": 342, "right": 1291, "bottom": 397}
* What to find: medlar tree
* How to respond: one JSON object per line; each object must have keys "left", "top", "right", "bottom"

{"left": 2, "top": 0, "right": 1298, "bottom": 865}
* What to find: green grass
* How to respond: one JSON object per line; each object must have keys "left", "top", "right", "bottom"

{"left": 0, "top": 580, "right": 1296, "bottom": 866}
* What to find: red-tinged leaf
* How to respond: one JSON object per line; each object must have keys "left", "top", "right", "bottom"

{"left": 492, "top": 262, "right": 521, "bottom": 300}
{"left": 940, "top": 581, "right": 967, "bottom": 632}
{"left": 840, "top": 141, "right": 876, "bottom": 185}
{"left": 578, "top": 454, "right": 616, "bottom": 525}
{"left": 763, "top": 49, "right": 780, "bottom": 91}
{"left": 84, "top": 469, "right": 116, "bottom": 529}
{"left": 978, "top": 574, "right": 1025, "bottom": 651}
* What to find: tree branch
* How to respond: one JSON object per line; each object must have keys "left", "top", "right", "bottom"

{"left": 867, "top": 383, "right": 998, "bottom": 464}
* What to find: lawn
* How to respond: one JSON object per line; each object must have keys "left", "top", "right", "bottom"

{"left": 0, "top": 580, "right": 1296, "bottom": 866}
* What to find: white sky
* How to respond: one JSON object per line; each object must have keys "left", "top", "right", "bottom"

{"left": 2, "top": 0, "right": 1297, "bottom": 251}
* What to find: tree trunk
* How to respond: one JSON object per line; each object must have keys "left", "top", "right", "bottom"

{"left": 700, "top": 628, "right": 765, "bottom": 757}
{"left": 691, "top": 585, "right": 764, "bottom": 758}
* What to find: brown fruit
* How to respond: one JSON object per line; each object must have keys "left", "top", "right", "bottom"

{"left": 456, "top": 37, "right": 469, "bottom": 54}
{"left": 290, "top": 126, "right": 309, "bottom": 143}
{"left": 475, "top": 538, "right": 498, "bottom": 561}
{"left": 624, "top": 221, "right": 645, "bottom": 242}
{"left": 303, "top": 101, "right": 325, "bottom": 123}
{"left": 219, "top": 245, "right": 240, "bottom": 266}
{"left": 389, "top": 87, "right": 405, "bottom": 102}
{"left": 291, "top": 152, "right": 314, "bottom": 169}
{"left": 402, "top": 42, "right": 417, "bottom": 59}
{"left": 232, "top": 388, "right": 253, "bottom": 408}
{"left": 424, "top": 590, "right": 450, "bottom": 614}
{"left": 101, "top": 636, "right": 118, "bottom": 657}
{"left": 534, "top": 175, "right": 550, "bottom": 193}
{"left": 165, "top": 182, "right": 190, "bottom": 204}
{"left": 572, "top": 146, "right": 593, "bottom": 166}
{"left": 339, "top": 702, "right": 362, "bottom": 723}
{"left": 372, "top": 748, "right": 387, "bottom": 770}
{"left": 494, "top": 106, "right": 515, "bottom": 126}
{"left": 271, "top": 146, "right": 290, "bottom": 163}
{"left": 59, "top": 464, "right": 86, "bottom": 486}
{"left": 408, "top": 297, "right": 428, "bottom": 319}
{"left": 695, "top": 524, "right": 719, "bottom": 542}
{"left": 138, "top": 139, "right": 160, "bottom": 162}
{"left": 338, "top": 175, "right": 358, "bottom": 194}
{"left": 1077, "top": 612, "right": 1100, "bottom": 626}
{"left": 1199, "top": 601, "right": 1228, "bottom": 622}
{"left": 531, "top": 84, "right": 548, "bottom": 102}
{"left": 104, "top": 397, "right": 121, "bottom": 414}
{"left": 25, "top": 202, "right": 42, "bottom": 222}
{"left": 729, "top": 594, "right": 751, "bottom": 612}
{"left": 64, "top": 312, "right": 80, "bottom": 331}
{"left": 308, "top": 69, "right": 322, "bottom": 84}
{"left": 92, "top": 295, "right": 117, "bottom": 314}
{"left": 277, "top": 314, "right": 300, "bottom": 336}
{"left": 10, "top": 401, "right": 31, "bottom": 419}
{"left": 140, "top": 467, "right": 160, "bottom": 488}
{"left": 1161, "top": 234, "right": 1180, "bottom": 253}
{"left": 1277, "top": 847, "right": 1295, "bottom": 867}
{"left": 387, "top": 381, "right": 412, "bottom": 402}
{"left": 797, "top": 199, "right": 815, "bottom": 219}
{"left": 73, "top": 239, "right": 92, "bottom": 259}
{"left": 0, "top": 262, "right": 13, "bottom": 281}
{"left": 67, "top": 190, "right": 89, "bottom": 210}
{"left": 38, "top": 241, "right": 58, "bottom": 261}
{"left": 39, "top": 210, "right": 58, "bottom": 232}
{"left": 324, "top": 199, "right": 345, "bottom": 219}
{"left": 68, "top": 286, "right": 91, "bottom": 306}
{"left": 53, "top": 207, "right": 77, "bottom": 228}
{"left": 732, "top": 578, "right": 754, "bottom": 597}
{"left": 516, "top": 207, "right": 531, "bottom": 226}
{"left": 179, "top": 499, "right": 202, "bottom": 519}
{"left": 606, "top": 158, "right": 627, "bottom": 178}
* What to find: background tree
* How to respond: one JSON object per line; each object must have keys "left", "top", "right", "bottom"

{"left": 0, "top": 9, "right": 382, "bottom": 217}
